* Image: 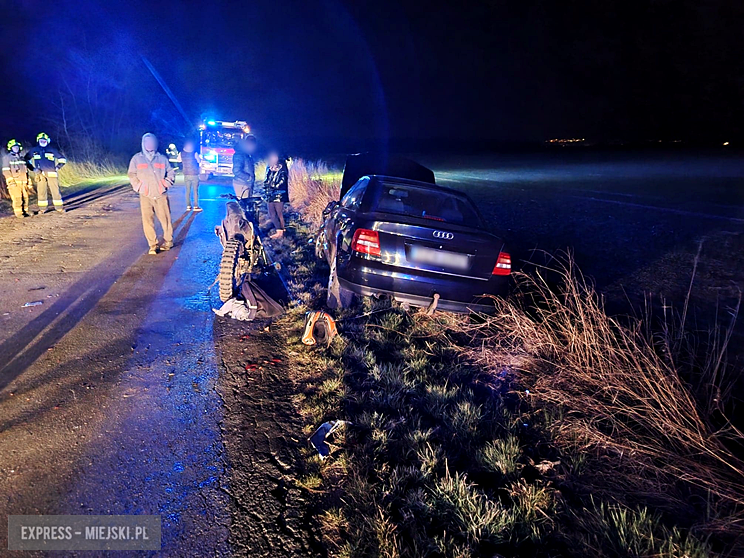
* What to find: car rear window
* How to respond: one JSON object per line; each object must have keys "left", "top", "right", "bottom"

{"left": 370, "top": 182, "right": 483, "bottom": 227}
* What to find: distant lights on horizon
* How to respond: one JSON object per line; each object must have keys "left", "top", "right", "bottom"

{"left": 547, "top": 138, "right": 586, "bottom": 144}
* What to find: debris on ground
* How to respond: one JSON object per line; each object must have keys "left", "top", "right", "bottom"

{"left": 301, "top": 311, "right": 338, "bottom": 346}
{"left": 22, "top": 301, "right": 43, "bottom": 307}
{"left": 309, "top": 420, "right": 351, "bottom": 459}
{"left": 213, "top": 298, "right": 258, "bottom": 321}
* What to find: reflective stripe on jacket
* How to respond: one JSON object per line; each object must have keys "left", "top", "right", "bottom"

{"left": 1, "top": 150, "right": 29, "bottom": 181}
{"left": 26, "top": 145, "right": 66, "bottom": 173}
{"left": 127, "top": 152, "right": 175, "bottom": 198}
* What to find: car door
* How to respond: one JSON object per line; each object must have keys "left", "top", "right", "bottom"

{"left": 326, "top": 177, "right": 369, "bottom": 260}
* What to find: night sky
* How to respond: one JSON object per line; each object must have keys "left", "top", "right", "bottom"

{"left": 2, "top": 0, "right": 743, "bottom": 154}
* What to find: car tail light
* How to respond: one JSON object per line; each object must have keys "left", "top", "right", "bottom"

{"left": 351, "top": 229, "right": 381, "bottom": 257}
{"left": 492, "top": 252, "right": 511, "bottom": 275}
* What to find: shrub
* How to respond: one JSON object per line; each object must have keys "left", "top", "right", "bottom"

{"left": 288, "top": 158, "right": 341, "bottom": 227}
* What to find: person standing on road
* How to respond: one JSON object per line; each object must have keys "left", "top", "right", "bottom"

{"left": 179, "top": 139, "right": 202, "bottom": 212}
{"left": 26, "top": 132, "right": 66, "bottom": 213}
{"left": 232, "top": 134, "right": 256, "bottom": 200}
{"left": 128, "top": 133, "right": 175, "bottom": 255}
{"left": 264, "top": 151, "right": 289, "bottom": 239}
{"left": 1, "top": 139, "right": 31, "bottom": 218}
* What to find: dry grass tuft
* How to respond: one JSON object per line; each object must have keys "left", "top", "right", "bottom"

{"left": 288, "top": 158, "right": 341, "bottom": 227}
{"left": 464, "top": 255, "right": 744, "bottom": 539}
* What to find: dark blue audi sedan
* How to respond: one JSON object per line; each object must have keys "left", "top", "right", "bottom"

{"left": 316, "top": 174, "right": 511, "bottom": 313}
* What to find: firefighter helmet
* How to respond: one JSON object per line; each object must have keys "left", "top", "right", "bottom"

{"left": 7, "top": 139, "right": 21, "bottom": 151}
{"left": 36, "top": 132, "right": 51, "bottom": 143}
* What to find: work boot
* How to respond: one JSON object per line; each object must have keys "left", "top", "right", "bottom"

{"left": 193, "top": 207, "right": 203, "bottom": 212}
{"left": 14, "top": 213, "right": 25, "bottom": 219}
{"left": 186, "top": 205, "right": 192, "bottom": 211}
{"left": 148, "top": 246, "right": 158, "bottom": 255}
{"left": 161, "top": 242, "right": 173, "bottom": 251}
{"left": 56, "top": 207, "right": 66, "bottom": 213}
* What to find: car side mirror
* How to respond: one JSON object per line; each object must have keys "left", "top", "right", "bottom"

{"left": 322, "top": 201, "right": 338, "bottom": 218}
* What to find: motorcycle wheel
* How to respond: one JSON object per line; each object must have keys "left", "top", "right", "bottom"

{"left": 219, "top": 239, "right": 242, "bottom": 302}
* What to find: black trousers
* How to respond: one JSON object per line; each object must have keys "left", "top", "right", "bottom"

{"left": 267, "top": 201, "right": 285, "bottom": 230}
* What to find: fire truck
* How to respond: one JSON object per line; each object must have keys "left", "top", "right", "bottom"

{"left": 198, "top": 120, "right": 251, "bottom": 177}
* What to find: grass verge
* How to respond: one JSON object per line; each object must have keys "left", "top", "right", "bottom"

{"left": 58, "top": 159, "right": 127, "bottom": 187}
{"left": 268, "top": 160, "right": 744, "bottom": 557}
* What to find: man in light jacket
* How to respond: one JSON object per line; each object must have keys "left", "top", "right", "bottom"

{"left": 128, "top": 133, "right": 175, "bottom": 255}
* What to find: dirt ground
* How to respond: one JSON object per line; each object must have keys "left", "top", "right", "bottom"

{"left": 214, "top": 316, "right": 321, "bottom": 557}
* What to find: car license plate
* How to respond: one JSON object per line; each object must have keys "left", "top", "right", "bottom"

{"left": 409, "top": 246, "right": 470, "bottom": 270}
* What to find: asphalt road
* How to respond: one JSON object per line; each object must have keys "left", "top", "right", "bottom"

{"left": 0, "top": 180, "right": 233, "bottom": 555}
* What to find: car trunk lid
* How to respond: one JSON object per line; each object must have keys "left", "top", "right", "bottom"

{"left": 370, "top": 219, "right": 502, "bottom": 280}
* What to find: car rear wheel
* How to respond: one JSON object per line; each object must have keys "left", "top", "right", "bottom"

{"left": 326, "top": 249, "right": 354, "bottom": 309}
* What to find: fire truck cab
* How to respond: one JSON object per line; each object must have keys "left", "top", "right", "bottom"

{"left": 198, "top": 120, "right": 251, "bottom": 177}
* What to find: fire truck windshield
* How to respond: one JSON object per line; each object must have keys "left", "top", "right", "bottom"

{"left": 202, "top": 130, "right": 244, "bottom": 148}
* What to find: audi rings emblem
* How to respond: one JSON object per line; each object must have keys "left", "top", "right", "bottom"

{"left": 433, "top": 230, "right": 454, "bottom": 240}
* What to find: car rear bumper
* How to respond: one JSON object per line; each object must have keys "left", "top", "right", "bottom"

{"left": 338, "top": 259, "right": 507, "bottom": 314}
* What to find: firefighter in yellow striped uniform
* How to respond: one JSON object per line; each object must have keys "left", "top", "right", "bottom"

{"left": 166, "top": 143, "right": 180, "bottom": 171}
{"left": 1, "top": 139, "right": 31, "bottom": 218}
{"left": 26, "top": 132, "right": 66, "bottom": 213}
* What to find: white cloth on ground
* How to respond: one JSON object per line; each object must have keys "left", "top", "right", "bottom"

{"left": 212, "top": 297, "right": 258, "bottom": 321}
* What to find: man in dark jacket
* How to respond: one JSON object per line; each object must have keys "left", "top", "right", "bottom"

{"left": 264, "top": 151, "right": 289, "bottom": 239}
{"left": 127, "top": 133, "right": 175, "bottom": 255}
{"left": 26, "top": 132, "right": 66, "bottom": 213}
{"left": 179, "top": 139, "right": 202, "bottom": 211}
{"left": 232, "top": 134, "right": 256, "bottom": 200}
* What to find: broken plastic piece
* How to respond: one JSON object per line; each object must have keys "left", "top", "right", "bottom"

{"left": 309, "top": 420, "right": 351, "bottom": 459}
{"left": 22, "top": 301, "right": 43, "bottom": 307}
{"left": 302, "top": 311, "right": 338, "bottom": 346}
{"left": 425, "top": 293, "right": 440, "bottom": 315}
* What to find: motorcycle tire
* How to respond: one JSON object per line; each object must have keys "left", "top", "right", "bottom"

{"left": 219, "top": 239, "right": 242, "bottom": 302}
